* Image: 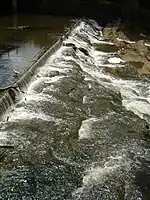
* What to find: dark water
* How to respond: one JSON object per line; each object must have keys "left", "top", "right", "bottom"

{"left": 0, "top": 14, "right": 71, "bottom": 88}
{"left": 0, "top": 19, "right": 150, "bottom": 200}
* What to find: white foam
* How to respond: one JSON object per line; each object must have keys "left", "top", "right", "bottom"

{"left": 84, "top": 155, "right": 130, "bottom": 184}
{"left": 72, "top": 22, "right": 150, "bottom": 121}
{"left": 92, "top": 49, "right": 114, "bottom": 56}
{"left": 108, "top": 57, "right": 125, "bottom": 64}
{"left": 23, "top": 93, "right": 60, "bottom": 103}
{"left": 0, "top": 131, "right": 8, "bottom": 140}
{"left": 73, "top": 154, "right": 132, "bottom": 198}
{"left": 78, "top": 118, "right": 99, "bottom": 139}
{"left": 111, "top": 80, "right": 150, "bottom": 120}
{"left": 91, "top": 40, "right": 114, "bottom": 45}
{"left": 70, "top": 36, "right": 89, "bottom": 49}
{"left": 1, "top": 19, "right": 150, "bottom": 146}
{"left": 9, "top": 107, "right": 62, "bottom": 124}
{"left": 116, "top": 38, "right": 136, "bottom": 44}
{"left": 83, "top": 96, "right": 91, "bottom": 104}
{"left": 88, "top": 35, "right": 103, "bottom": 44}
{"left": 79, "top": 45, "right": 150, "bottom": 121}
{"left": 123, "top": 99, "right": 150, "bottom": 119}
{"left": 145, "top": 42, "right": 150, "bottom": 47}
{"left": 27, "top": 75, "right": 64, "bottom": 93}
{"left": 78, "top": 37, "right": 150, "bottom": 120}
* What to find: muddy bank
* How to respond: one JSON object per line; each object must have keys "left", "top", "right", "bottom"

{"left": 102, "top": 21, "right": 150, "bottom": 75}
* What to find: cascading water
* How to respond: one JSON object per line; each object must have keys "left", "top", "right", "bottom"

{"left": 0, "top": 19, "right": 150, "bottom": 200}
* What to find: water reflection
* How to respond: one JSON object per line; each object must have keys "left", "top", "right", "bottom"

{"left": 0, "top": 14, "right": 71, "bottom": 87}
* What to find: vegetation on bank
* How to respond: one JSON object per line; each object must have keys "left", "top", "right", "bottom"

{"left": 0, "top": 0, "right": 150, "bottom": 30}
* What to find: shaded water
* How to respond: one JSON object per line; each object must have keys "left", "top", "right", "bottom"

{"left": 0, "top": 19, "right": 150, "bottom": 200}
{"left": 0, "top": 14, "right": 71, "bottom": 87}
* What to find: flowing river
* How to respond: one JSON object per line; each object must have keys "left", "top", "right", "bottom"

{"left": 0, "top": 19, "right": 150, "bottom": 200}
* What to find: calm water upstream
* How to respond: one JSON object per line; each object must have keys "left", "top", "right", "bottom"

{"left": 0, "top": 14, "right": 71, "bottom": 88}
{"left": 0, "top": 19, "right": 150, "bottom": 200}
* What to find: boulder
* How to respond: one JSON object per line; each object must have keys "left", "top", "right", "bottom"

{"left": 103, "top": 27, "right": 119, "bottom": 39}
{"left": 138, "top": 61, "right": 150, "bottom": 75}
{"left": 114, "top": 39, "right": 126, "bottom": 48}
{"left": 120, "top": 40, "right": 149, "bottom": 63}
{"left": 103, "top": 25, "right": 150, "bottom": 74}
{"left": 121, "top": 49, "right": 146, "bottom": 63}
{"left": 130, "top": 40, "right": 148, "bottom": 54}
{"left": 145, "top": 52, "right": 150, "bottom": 61}
{"left": 103, "top": 24, "right": 128, "bottom": 42}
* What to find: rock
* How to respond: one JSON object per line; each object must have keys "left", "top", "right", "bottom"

{"left": 103, "top": 27, "right": 118, "bottom": 40}
{"left": 145, "top": 52, "right": 150, "bottom": 61}
{"left": 131, "top": 40, "right": 148, "bottom": 54}
{"left": 68, "top": 87, "right": 83, "bottom": 102}
{"left": 121, "top": 49, "right": 146, "bottom": 63}
{"left": 138, "top": 61, "right": 150, "bottom": 75}
{"left": 114, "top": 39, "right": 126, "bottom": 48}
{"left": 103, "top": 26, "right": 150, "bottom": 74}
{"left": 120, "top": 40, "right": 149, "bottom": 63}
{"left": 103, "top": 23, "right": 128, "bottom": 42}
{"left": 93, "top": 43, "right": 117, "bottom": 53}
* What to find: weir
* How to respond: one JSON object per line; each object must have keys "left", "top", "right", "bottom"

{"left": 0, "top": 20, "right": 80, "bottom": 120}
{"left": 0, "top": 19, "right": 150, "bottom": 199}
